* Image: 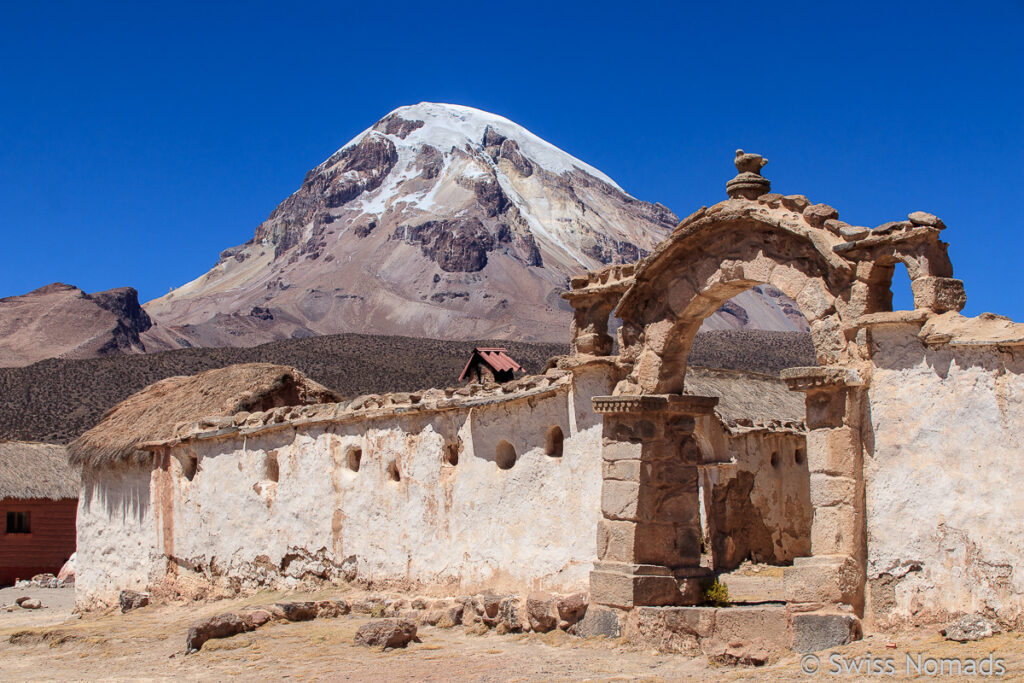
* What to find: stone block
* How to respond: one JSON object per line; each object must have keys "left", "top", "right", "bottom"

{"left": 634, "top": 606, "right": 715, "bottom": 639}
{"left": 590, "top": 568, "right": 680, "bottom": 609}
{"left": 811, "top": 504, "right": 862, "bottom": 557}
{"left": 596, "top": 519, "right": 636, "bottom": 562}
{"left": 712, "top": 605, "right": 791, "bottom": 651}
{"left": 602, "top": 480, "right": 640, "bottom": 520}
{"left": 601, "top": 438, "right": 644, "bottom": 462}
{"left": 791, "top": 613, "right": 862, "bottom": 653}
{"left": 526, "top": 592, "right": 557, "bottom": 633}
{"left": 911, "top": 276, "right": 966, "bottom": 313}
{"left": 602, "top": 459, "right": 641, "bottom": 481}
{"left": 573, "top": 605, "right": 622, "bottom": 637}
{"left": 805, "top": 427, "right": 861, "bottom": 476}
{"left": 634, "top": 522, "right": 701, "bottom": 566}
{"left": 784, "top": 555, "right": 862, "bottom": 608}
{"left": 809, "top": 473, "right": 857, "bottom": 508}
{"left": 804, "top": 390, "right": 849, "bottom": 430}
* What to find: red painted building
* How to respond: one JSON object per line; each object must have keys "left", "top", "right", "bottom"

{"left": 458, "top": 347, "right": 524, "bottom": 384}
{"left": 0, "top": 442, "right": 78, "bottom": 586}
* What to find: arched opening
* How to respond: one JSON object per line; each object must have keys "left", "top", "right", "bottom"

{"left": 544, "top": 426, "right": 564, "bottom": 457}
{"left": 495, "top": 440, "right": 516, "bottom": 469}
{"left": 347, "top": 447, "right": 362, "bottom": 472}
{"left": 264, "top": 451, "right": 280, "bottom": 482}
{"left": 890, "top": 261, "right": 914, "bottom": 311}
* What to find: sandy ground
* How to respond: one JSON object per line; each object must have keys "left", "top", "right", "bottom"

{"left": 1, "top": 588, "right": 1022, "bottom": 681}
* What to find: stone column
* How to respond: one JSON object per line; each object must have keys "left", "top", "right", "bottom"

{"left": 589, "top": 394, "right": 717, "bottom": 609}
{"left": 781, "top": 366, "right": 867, "bottom": 614}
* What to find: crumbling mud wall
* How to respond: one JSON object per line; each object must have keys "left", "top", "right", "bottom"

{"left": 864, "top": 316, "right": 1024, "bottom": 628}
{"left": 700, "top": 428, "right": 811, "bottom": 570}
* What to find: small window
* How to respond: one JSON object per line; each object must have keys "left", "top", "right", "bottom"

{"left": 496, "top": 440, "right": 516, "bottom": 469}
{"left": 386, "top": 460, "right": 401, "bottom": 482}
{"left": 794, "top": 448, "right": 806, "bottom": 465}
{"left": 6, "top": 511, "right": 30, "bottom": 534}
{"left": 770, "top": 452, "right": 780, "bottom": 468}
{"left": 544, "top": 426, "right": 564, "bottom": 458}
{"left": 265, "top": 451, "right": 280, "bottom": 482}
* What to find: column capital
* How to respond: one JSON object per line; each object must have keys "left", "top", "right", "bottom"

{"left": 592, "top": 394, "right": 718, "bottom": 416}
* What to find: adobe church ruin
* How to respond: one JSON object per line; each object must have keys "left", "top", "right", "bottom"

{"left": 69, "top": 152, "right": 1024, "bottom": 651}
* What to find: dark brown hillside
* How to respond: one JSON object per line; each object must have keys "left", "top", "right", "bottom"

{"left": 0, "top": 330, "right": 813, "bottom": 444}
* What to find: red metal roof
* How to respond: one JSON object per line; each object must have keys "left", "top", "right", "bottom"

{"left": 458, "top": 347, "right": 524, "bottom": 382}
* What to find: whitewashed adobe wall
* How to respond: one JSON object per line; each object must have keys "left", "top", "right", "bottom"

{"left": 74, "top": 367, "right": 613, "bottom": 608}
{"left": 865, "top": 323, "right": 1024, "bottom": 627}
{"left": 76, "top": 464, "right": 159, "bottom": 606}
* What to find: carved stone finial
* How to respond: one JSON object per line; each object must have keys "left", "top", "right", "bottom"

{"left": 726, "top": 149, "right": 771, "bottom": 200}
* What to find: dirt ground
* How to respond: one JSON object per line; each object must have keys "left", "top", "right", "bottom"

{"left": 1, "top": 588, "right": 1022, "bottom": 681}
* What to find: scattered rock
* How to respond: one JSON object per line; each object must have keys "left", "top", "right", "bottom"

{"left": 421, "top": 604, "right": 463, "bottom": 628}
{"left": 19, "top": 599, "right": 42, "bottom": 610}
{"left": 942, "top": 614, "right": 1000, "bottom": 642}
{"left": 240, "top": 609, "right": 275, "bottom": 628}
{"left": 14, "top": 597, "right": 31, "bottom": 606}
{"left": 526, "top": 593, "right": 557, "bottom": 633}
{"left": 315, "top": 599, "right": 350, "bottom": 618}
{"left": 708, "top": 639, "right": 771, "bottom": 666}
{"left": 57, "top": 553, "right": 76, "bottom": 584}
{"left": 498, "top": 596, "right": 526, "bottom": 633}
{"left": 276, "top": 602, "right": 317, "bottom": 622}
{"left": 119, "top": 591, "right": 149, "bottom": 613}
{"left": 556, "top": 592, "right": 588, "bottom": 629}
{"left": 186, "top": 613, "right": 253, "bottom": 653}
{"left": 354, "top": 619, "right": 419, "bottom": 649}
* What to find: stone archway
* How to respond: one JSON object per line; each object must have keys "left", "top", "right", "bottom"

{"left": 565, "top": 151, "right": 965, "bottom": 625}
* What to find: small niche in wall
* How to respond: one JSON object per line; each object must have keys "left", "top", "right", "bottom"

{"left": 347, "top": 447, "right": 362, "bottom": 472}
{"left": 794, "top": 448, "right": 805, "bottom": 466}
{"left": 496, "top": 440, "right": 516, "bottom": 469}
{"left": 444, "top": 441, "right": 459, "bottom": 466}
{"left": 387, "top": 460, "right": 401, "bottom": 482}
{"left": 770, "top": 451, "right": 780, "bottom": 469}
{"left": 544, "top": 426, "right": 564, "bottom": 457}
{"left": 265, "top": 451, "right": 280, "bottom": 482}
{"left": 180, "top": 455, "right": 198, "bottom": 481}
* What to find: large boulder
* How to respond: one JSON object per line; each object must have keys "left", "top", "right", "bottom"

{"left": 186, "top": 613, "right": 253, "bottom": 652}
{"left": 275, "top": 602, "right": 317, "bottom": 622}
{"left": 354, "top": 619, "right": 418, "bottom": 649}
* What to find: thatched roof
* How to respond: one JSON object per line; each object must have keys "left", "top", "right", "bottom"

{"left": 685, "top": 366, "right": 805, "bottom": 426}
{"left": 0, "top": 441, "right": 78, "bottom": 500}
{"left": 68, "top": 363, "right": 341, "bottom": 468}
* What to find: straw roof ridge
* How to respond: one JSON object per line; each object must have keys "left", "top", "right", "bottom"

{"left": 68, "top": 363, "right": 341, "bottom": 468}
{"left": 0, "top": 441, "right": 78, "bottom": 500}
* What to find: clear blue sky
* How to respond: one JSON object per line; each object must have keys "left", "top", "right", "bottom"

{"left": 1, "top": 1, "right": 1021, "bottom": 319}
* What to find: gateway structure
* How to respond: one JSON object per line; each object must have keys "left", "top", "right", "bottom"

{"left": 70, "top": 153, "right": 1024, "bottom": 650}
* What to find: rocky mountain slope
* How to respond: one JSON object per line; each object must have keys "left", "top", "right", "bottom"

{"left": 0, "top": 283, "right": 152, "bottom": 367}
{"left": 141, "top": 103, "right": 801, "bottom": 350}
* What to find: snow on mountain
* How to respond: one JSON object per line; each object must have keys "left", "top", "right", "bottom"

{"left": 141, "top": 103, "right": 800, "bottom": 351}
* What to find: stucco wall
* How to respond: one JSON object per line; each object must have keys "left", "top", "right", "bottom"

{"left": 865, "top": 324, "right": 1024, "bottom": 626}
{"left": 75, "top": 368, "right": 615, "bottom": 607}
{"left": 76, "top": 464, "right": 158, "bottom": 607}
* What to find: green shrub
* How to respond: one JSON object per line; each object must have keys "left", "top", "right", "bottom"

{"left": 702, "top": 578, "right": 730, "bottom": 607}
